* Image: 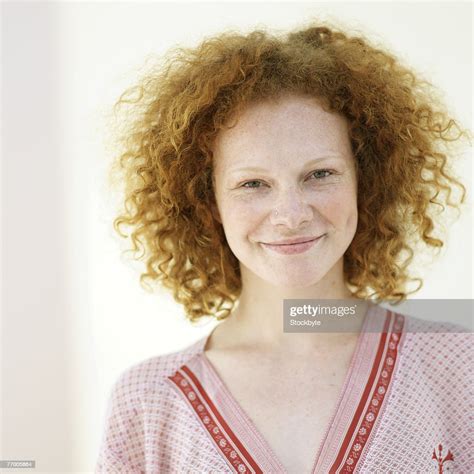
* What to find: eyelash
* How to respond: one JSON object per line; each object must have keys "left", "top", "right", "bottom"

{"left": 240, "top": 169, "right": 334, "bottom": 189}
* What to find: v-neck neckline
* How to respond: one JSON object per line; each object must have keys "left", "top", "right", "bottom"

{"left": 167, "top": 303, "right": 405, "bottom": 473}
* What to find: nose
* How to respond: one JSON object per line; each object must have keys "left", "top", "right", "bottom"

{"left": 270, "top": 187, "right": 313, "bottom": 229}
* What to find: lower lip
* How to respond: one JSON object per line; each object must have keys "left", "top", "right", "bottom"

{"left": 261, "top": 236, "right": 324, "bottom": 255}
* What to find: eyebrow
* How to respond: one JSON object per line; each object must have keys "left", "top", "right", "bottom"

{"left": 228, "top": 156, "right": 346, "bottom": 174}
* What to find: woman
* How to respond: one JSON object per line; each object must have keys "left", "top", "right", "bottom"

{"left": 96, "top": 22, "right": 472, "bottom": 473}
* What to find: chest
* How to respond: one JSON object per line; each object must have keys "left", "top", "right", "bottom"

{"left": 203, "top": 351, "right": 352, "bottom": 474}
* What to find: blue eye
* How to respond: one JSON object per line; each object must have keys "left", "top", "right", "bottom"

{"left": 240, "top": 170, "right": 334, "bottom": 190}
{"left": 311, "top": 169, "right": 333, "bottom": 179}
{"left": 241, "top": 180, "right": 263, "bottom": 189}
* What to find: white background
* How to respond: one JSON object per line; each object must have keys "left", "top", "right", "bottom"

{"left": 1, "top": 1, "right": 472, "bottom": 472}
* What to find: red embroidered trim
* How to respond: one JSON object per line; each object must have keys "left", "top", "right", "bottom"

{"left": 330, "top": 310, "right": 404, "bottom": 473}
{"left": 168, "top": 366, "right": 263, "bottom": 474}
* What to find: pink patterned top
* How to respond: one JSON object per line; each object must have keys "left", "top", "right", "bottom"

{"left": 95, "top": 304, "right": 473, "bottom": 473}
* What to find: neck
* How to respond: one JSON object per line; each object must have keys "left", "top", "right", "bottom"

{"left": 209, "top": 263, "right": 371, "bottom": 356}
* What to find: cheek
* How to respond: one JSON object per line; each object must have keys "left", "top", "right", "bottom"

{"left": 222, "top": 194, "right": 265, "bottom": 221}
{"left": 339, "top": 192, "right": 358, "bottom": 232}
{"left": 225, "top": 203, "right": 255, "bottom": 223}
{"left": 318, "top": 188, "right": 356, "bottom": 214}
{"left": 219, "top": 198, "right": 262, "bottom": 241}
{"left": 346, "top": 210, "right": 358, "bottom": 236}
{"left": 317, "top": 189, "right": 358, "bottom": 235}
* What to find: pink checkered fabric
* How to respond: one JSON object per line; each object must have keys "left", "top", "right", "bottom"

{"left": 95, "top": 337, "right": 228, "bottom": 473}
{"left": 95, "top": 309, "right": 472, "bottom": 473}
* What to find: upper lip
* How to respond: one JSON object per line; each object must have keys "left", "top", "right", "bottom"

{"left": 264, "top": 236, "right": 322, "bottom": 245}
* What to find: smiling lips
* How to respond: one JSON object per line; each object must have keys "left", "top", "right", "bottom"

{"left": 265, "top": 236, "right": 321, "bottom": 245}
{"left": 261, "top": 235, "right": 325, "bottom": 255}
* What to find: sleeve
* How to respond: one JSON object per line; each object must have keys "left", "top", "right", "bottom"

{"left": 95, "top": 371, "right": 146, "bottom": 474}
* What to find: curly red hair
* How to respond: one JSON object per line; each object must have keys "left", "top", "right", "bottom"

{"left": 107, "top": 21, "right": 470, "bottom": 323}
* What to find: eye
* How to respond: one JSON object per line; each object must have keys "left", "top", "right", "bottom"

{"left": 310, "top": 169, "right": 333, "bottom": 180}
{"left": 241, "top": 180, "right": 263, "bottom": 189}
{"left": 240, "top": 170, "right": 334, "bottom": 190}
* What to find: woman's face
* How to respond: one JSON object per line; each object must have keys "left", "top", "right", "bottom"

{"left": 211, "top": 94, "right": 358, "bottom": 288}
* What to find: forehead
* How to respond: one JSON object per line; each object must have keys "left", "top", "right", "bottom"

{"left": 212, "top": 95, "right": 352, "bottom": 168}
